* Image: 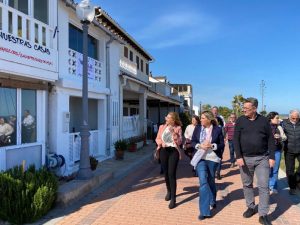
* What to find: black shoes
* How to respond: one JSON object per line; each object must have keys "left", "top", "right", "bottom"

{"left": 165, "top": 192, "right": 171, "bottom": 201}
{"left": 243, "top": 207, "right": 258, "bottom": 218}
{"left": 259, "top": 215, "right": 272, "bottom": 225}
{"left": 289, "top": 189, "right": 297, "bottom": 195}
{"left": 198, "top": 215, "right": 212, "bottom": 220}
{"left": 168, "top": 199, "right": 176, "bottom": 209}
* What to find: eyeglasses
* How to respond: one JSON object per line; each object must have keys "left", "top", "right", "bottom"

{"left": 242, "top": 107, "right": 253, "bottom": 111}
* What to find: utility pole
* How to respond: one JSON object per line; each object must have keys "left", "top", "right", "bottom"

{"left": 260, "top": 80, "right": 266, "bottom": 112}
{"left": 199, "top": 101, "right": 202, "bottom": 116}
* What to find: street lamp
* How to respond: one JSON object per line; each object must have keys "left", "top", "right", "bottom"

{"left": 76, "top": 0, "right": 95, "bottom": 179}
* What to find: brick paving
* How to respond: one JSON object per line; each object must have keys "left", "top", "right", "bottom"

{"left": 51, "top": 144, "right": 300, "bottom": 225}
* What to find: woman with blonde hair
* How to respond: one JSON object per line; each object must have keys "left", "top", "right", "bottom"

{"left": 155, "top": 112, "right": 182, "bottom": 209}
{"left": 191, "top": 111, "right": 224, "bottom": 220}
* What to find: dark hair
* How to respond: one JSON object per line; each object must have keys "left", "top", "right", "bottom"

{"left": 245, "top": 97, "right": 258, "bottom": 108}
{"left": 192, "top": 115, "right": 200, "bottom": 124}
{"left": 266, "top": 111, "right": 279, "bottom": 121}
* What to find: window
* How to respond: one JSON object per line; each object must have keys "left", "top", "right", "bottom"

{"left": 146, "top": 63, "right": 149, "bottom": 75}
{"left": 34, "top": 0, "right": 48, "bottom": 24}
{"left": 0, "top": 87, "right": 37, "bottom": 147}
{"left": 136, "top": 56, "right": 139, "bottom": 70}
{"left": 21, "top": 90, "right": 36, "bottom": 144}
{"left": 0, "top": 88, "right": 17, "bottom": 146}
{"left": 8, "top": 11, "right": 12, "bottom": 34}
{"left": 34, "top": 23, "right": 38, "bottom": 43}
{"left": 124, "top": 46, "right": 128, "bottom": 58}
{"left": 69, "top": 24, "right": 98, "bottom": 60}
{"left": 140, "top": 59, "right": 144, "bottom": 72}
{"left": 17, "top": 15, "right": 22, "bottom": 37}
{"left": 9, "top": 0, "right": 28, "bottom": 15}
{"left": 0, "top": 7, "right": 2, "bottom": 30}
{"left": 129, "top": 50, "right": 133, "bottom": 61}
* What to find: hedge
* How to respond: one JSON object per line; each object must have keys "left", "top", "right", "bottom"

{"left": 0, "top": 165, "right": 58, "bottom": 224}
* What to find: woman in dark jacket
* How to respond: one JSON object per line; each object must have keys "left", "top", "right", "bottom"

{"left": 191, "top": 111, "right": 224, "bottom": 220}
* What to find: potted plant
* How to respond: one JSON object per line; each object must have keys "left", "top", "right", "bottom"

{"left": 114, "top": 139, "right": 128, "bottom": 160}
{"left": 89, "top": 155, "right": 99, "bottom": 170}
{"left": 128, "top": 137, "right": 137, "bottom": 152}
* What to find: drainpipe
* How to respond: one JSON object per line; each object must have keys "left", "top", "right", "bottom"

{"left": 105, "top": 36, "right": 114, "bottom": 156}
{"left": 119, "top": 75, "right": 127, "bottom": 139}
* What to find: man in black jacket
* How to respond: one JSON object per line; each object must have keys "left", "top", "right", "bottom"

{"left": 234, "top": 97, "right": 275, "bottom": 225}
{"left": 282, "top": 110, "right": 300, "bottom": 195}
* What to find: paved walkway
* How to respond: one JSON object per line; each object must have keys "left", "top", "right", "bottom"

{"left": 38, "top": 143, "right": 300, "bottom": 225}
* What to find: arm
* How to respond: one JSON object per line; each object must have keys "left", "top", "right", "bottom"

{"left": 267, "top": 123, "right": 276, "bottom": 160}
{"left": 172, "top": 126, "right": 182, "bottom": 147}
{"left": 5, "top": 124, "right": 14, "bottom": 136}
{"left": 191, "top": 126, "right": 200, "bottom": 149}
{"left": 155, "top": 125, "right": 164, "bottom": 149}
{"left": 233, "top": 119, "right": 242, "bottom": 159}
{"left": 278, "top": 126, "right": 287, "bottom": 142}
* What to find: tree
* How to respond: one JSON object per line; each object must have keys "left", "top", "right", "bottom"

{"left": 202, "top": 104, "right": 211, "bottom": 112}
{"left": 232, "top": 94, "right": 245, "bottom": 116}
{"left": 218, "top": 106, "right": 233, "bottom": 121}
{"left": 260, "top": 110, "right": 267, "bottom": 116}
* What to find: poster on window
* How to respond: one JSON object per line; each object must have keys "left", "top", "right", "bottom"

{"left": 76, "top": 54, "right": 95, "bottom": 80}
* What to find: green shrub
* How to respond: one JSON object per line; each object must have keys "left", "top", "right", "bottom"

{"left": 0, "top": 165, "right": 58, "bottom": 224}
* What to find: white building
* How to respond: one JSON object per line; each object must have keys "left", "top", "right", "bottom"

{"left": 0, "top": 0, "right": 183, "bottom": 175}
{"left": 0, "top": 0, "right": 58, "bottom": 171}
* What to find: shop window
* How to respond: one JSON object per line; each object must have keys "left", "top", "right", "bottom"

{"left": 140, "top": 59, "right": 144, "bottom": 72}
{"left": 8, "top": 11, "right": 12, "bottom": 34}
{"left": 34, "top": 0, "right": 48, "bottom": 24}
{"left": 146, "top": 63, "right": 149, "bottom": 75}
{"left": 21, "top": 90, "right": 36, "bottom": 144}
{"left": 17, "top": 15, "right": 22, "bottom": 37}
{"left": 0, "top": 88, "right": 17, "bottom": 147}
{"left": 0, "top": 7, "right": 2, "bottom": 31}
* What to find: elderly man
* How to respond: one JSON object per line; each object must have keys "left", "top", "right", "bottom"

{"left": 0, "top": 117, "right": 14, "bottom": 145}
{"left": 234, "top": 97, "right": 275, "bottom": 225}
{"left": 282, "top": 110, "right": 300, "bottom": 195}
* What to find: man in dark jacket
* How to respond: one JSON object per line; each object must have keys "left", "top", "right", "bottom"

{"left": 282, "top": 110, "right": 300, "bottom": 195}
{"left": 234, "top": 97, "right": 275, "bottom": 225}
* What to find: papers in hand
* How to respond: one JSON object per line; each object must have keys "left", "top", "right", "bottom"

{"left": 190, "top": 148, "right": 205, "bottom": 169}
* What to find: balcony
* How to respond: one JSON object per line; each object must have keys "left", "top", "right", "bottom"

{"left": 120, "top": 57, "right": 149, "bottom": 84}
{"left": 68, "top": 49, "right": 104, "bottom": 85}
{"left": 0, "top": 3, "right": 58, "bottom": 80}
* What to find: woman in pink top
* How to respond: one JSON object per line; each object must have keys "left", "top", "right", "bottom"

{"left": 155, "top": 112, "right": 182, "bottom": 209}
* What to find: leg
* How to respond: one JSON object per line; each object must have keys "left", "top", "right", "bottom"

{"left": 196, "top": 160, "right": 211, "bottom": 216}
{"left": 255, "top": 155, "right": 270, "bottom": 216}
{"left": 216, "top": 147, "right": 224, "bottom": 179}
{"left": 285, "top": 151, "right": 296, "bottom": 190}
{"left": 240, "top": 157, "right": 256, "bottom": 209}
{"left": 269, "top": 150, "right": 281, "bottom": 191}
{"left": 167, "top": 148, "right": 179, "bottom": 200}
{"left": 160, "top": 148, "right": 171, "bottom": 193}
{"left": 207, "top": 160, "right": 218, "bottom": 206}
{"left": 228, "top": 140, "right": 236, "bottom": 164}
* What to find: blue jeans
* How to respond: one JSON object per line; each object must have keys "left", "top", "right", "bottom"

{"left": 269, "top": 150, "right": 282, "bottom": 190}
{"left": 196, "top": 159, "right": 218, "bottom": 216}
{"left": 216, "top": 147, "right": 224, "bottom": 175}
{"left": 228, "top": 140, "right": 236, "bottom": 163}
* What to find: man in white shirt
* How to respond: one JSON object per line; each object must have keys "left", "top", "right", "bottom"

{"left": 0, "top": 117, "right": 14, "bottom": 146}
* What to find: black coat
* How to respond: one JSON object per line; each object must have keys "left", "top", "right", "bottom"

{"left": 282, "top": 119, "right": 300, "bottom": 153}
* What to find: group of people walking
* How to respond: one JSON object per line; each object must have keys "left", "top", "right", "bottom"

{"left": 154, "top": 97, "right": 300, "bottom": 225}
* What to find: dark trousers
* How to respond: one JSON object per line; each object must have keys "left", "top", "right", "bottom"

{"left": 284, "top": 151, "right": 300, "bottom": 189}
{"left": 216, "top": 147, "right": 225, "bottom": 175}
{"left": 160, "top": 147, "right": 179, "bottom": 199}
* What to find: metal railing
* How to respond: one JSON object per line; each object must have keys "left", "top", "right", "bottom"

{"left": 68, "top": 130, "right": 99, "bottom": 164}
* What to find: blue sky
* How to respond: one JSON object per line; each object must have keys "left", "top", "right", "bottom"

{"left": 94, "top": 0, "right": 300, "bottom": 114}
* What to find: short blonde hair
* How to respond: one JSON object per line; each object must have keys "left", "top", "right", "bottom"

{"left": 201, "top": 111, "right": 217, "bottom": 126}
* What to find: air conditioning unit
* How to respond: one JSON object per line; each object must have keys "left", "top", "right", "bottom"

{"left": 47, "top": 153, "right": 65, "bottom": 168}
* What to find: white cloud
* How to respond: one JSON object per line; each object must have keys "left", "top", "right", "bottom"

{"left": 135, "top": 10, "right": 220, "bottom": 49}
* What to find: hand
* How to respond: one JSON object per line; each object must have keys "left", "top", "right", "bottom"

{"left": 274, "top": 134, "right": 280, "bottom": 139}
{"left": 200, "top": 142, "right": 212, "bottom": 150}
{"left": 236, "top": 158, "right": 244, "bottom": 167}
{"left": 269, "top": 159, "right": 275, "bottom": 168}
